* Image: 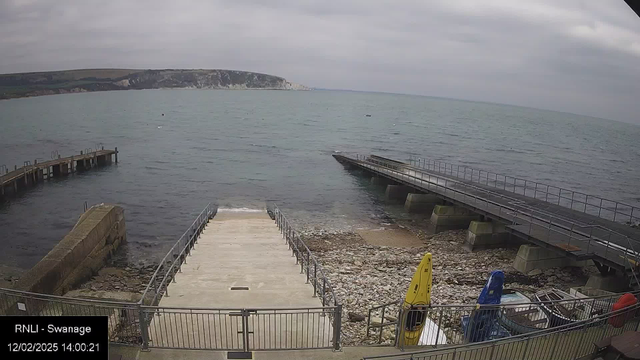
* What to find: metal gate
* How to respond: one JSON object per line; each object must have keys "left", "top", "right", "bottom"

{"left": 142, "top": 306, "right": 341, "bottom": 351}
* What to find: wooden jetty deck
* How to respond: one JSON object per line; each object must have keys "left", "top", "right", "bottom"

{"left": 333, "top": 154, "right": 640, "bottom": 284}
{"left": 0, "top": 147, "right": 118, "bottom": 199}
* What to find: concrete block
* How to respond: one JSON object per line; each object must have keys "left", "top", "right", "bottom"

{"left": 513, "top": 244, "right": 589, "bottom": 273}
{"left": 430, "top": 205, "right": 481, "bottom": 233}
{"left": 385, "top": 185, "right": 410, "bottom": 203}
{"left": 13, "top": 204, "right": 126, "bottom": 295}
{"left": 404, "top": 193, "right": 440, "bottom": 213}
{"left": 585, "top": 275, "right": 628, "bottom": 293}
{"left": 464, "top": 221, "right": 510, "bottom": 251}
{"left": 468, "top": 221, "right": 493, "bottom": 234}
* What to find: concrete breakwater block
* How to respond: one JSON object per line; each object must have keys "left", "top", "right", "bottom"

{"left": 430, "top": 205, "right": 480, "bottom": 233}
{"left": 513, "top": 244, "right": 589, "bottom": 273}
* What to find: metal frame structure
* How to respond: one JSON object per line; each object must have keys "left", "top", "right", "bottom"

{"left": 0, "top": 202, "right": 343, "bottom": 352}
{"left": 341, "top": 154, "right": 640, "bottom": 283}
{"left": 408, "top": 156, "right": 640, "bottom": 225}
{"left": 139, "top": 305, "right": 340, "bottom": 351}
{"left": 267, "top": 202, "right": 340, "bottom": 308}
{"left": 140, "top": 203, "right": 217, "bottom": 306}
{"left": 363, "top": 302, "right": 640, "bottom": 360}
{"left": 368, "top": 289, "right": 640, "bottom": 348}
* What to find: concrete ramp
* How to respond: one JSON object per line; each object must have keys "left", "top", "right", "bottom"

{"left": 158, "top": 209, "right": 319, "bottom": 308}
{"left": 148, "top": 209, "right": 334, "bottom": 350}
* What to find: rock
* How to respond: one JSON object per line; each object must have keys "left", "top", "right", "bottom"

{"left": 301, "top": 225, "right": 592, "bottom": 347}
{"left": 528, "top": 269, "right": 542, "bottom": 276}
{"left": 348, "top": 312, "right": 366, "bottom": 322}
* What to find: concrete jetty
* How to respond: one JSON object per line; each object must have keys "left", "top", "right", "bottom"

{"left": 334, "top": 153, "right": 640, "bottom": 289}
{"left": 159, "top": 210, "right": 320, "bottom": 308}
{"left": 0, "top": 147, "right": 118, "bottom": 199}
{"left": 147, "top": 209, "right": 333, "bottom": 351}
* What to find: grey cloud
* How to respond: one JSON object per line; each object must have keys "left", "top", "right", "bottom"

{"left": 1, "top": 0, "right": 639, "bottom": 124}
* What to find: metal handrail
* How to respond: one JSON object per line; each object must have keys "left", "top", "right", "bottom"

{"left": 140, "top": 203, "right": 217, "bottom": 305}
{"left": 351, "top": 155, "right": 639, "bottom": 274}
{"left": 364, "top": 301, "right": 640, "bottom": 359}
{"left": 409, "top": 155, "right": 640, "bottom": 225}
{"left": 367, "top": 287, "right": 640, "bottom": 345}
{"left": 402, "top": 155, "right": 640, "bottom": 288}
{"left": 267, "top": 202, "right": 339, "bottom": 307}
{"left": 368, "top": 287, "right": 640, "bottom": 313}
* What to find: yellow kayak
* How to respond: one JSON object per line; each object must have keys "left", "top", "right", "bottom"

{"left": 402, "top": 252, "right": 433, "bottom": 346}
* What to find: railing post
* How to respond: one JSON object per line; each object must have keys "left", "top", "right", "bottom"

{"left": 605, "top": 231, "right": 612, "bottom": 260}
{"left": 299, "top": 240, "right": 304, "bottom": 272}
{"left": 313, "top": 263, "right": 317, "bottom": 297}
{"left": 568, "top": 223, "right": 574, "bottom": 247}
{"left": 598, "top": 198, "right": 603, "bottom": 218}
{"left": 434, "top": 308, "right": 443, "bottom": 348}
{"left": 378, "top": 305, "right": 387, "bottom": 344}
{"left": 398, "top": 308, "right": 406, "bottom": 351}
{"left": 306, "top": 250, "right": 310, "bottom": 283}
{"left": 545, "top": 185, "right": 549, "bottom": 202}
{"left": 322, "top": 278, "right": 326, "bottom": 306}
{"left": 242, "top": 309, "right": 251, "bottom": 353}
{"left": 138, "top": 306, "right": 150, "bottom": 351}
{"left": 570, "top": 192, "right": 575, "bottom": 210}
{"left": 333, "top": 305, "right": 342, "bottom": 351}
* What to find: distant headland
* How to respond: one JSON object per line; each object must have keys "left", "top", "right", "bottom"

{"left": 0, "top": 68, "right": 310, "bottom": 100}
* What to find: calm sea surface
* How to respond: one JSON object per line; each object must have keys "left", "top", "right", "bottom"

{"left": 1, "top": 89, "right": 639, "bottom": 270}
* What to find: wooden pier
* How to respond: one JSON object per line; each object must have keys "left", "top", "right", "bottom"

{"left": 0, "top": 147, "right": 118, "bottom": 199}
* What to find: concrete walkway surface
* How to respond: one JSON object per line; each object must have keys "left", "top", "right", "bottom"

{"left": 147, "top": 210, "right": 331, "bottom": 350}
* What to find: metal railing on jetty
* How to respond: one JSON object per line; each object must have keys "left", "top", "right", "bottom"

{"left": 266, "top": 202, "right": 339, "bottom": 308}
{"left": 349, "top": 154, "right": 640, "bottom": 287}
{"left": 364, "top": 302, "right": 640, "bottom": 360}
{"left": 140, "top": 203, "right": 217, "bottom": 306}
{"left": 408, "top": 155, "right": 640, "bottom": 225}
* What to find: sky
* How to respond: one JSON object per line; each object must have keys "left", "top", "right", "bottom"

{"left": 1, "top": 0, "right": 640, "bottom": 124}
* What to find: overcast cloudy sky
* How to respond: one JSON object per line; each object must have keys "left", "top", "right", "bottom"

{"left": 1, "top": 0, "right": 639, "bottom": 124}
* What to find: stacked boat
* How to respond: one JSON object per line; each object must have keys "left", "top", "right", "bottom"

{"left": 461, "top": 274, "right": 624, "bottom": 343}
{"left": 398, "top": 255, "right": 630, "bottom": 347}
{"left": 498, "top": 289, "right": 549, "bottom": 334}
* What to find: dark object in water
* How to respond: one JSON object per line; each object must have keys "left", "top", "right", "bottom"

{"left": 365, "top": 114, "right": 372, "bottom": 117}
